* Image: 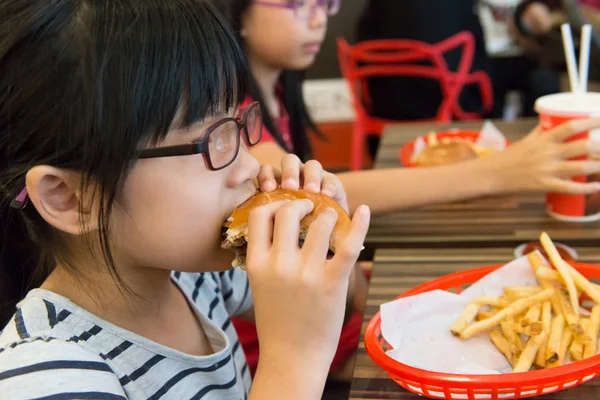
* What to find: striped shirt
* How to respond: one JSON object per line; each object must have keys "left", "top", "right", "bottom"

{"left": 0, "top": 269, "right": 253, "bottom": 400}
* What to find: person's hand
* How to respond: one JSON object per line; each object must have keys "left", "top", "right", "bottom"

{"left": 245, "top": 198, "right": 370, "bottom": 374}
{"left": 485, "top": 118, "right": 600, "bottom": 194}
{"left": 521, "top": 2, "right": 553, "bottom": 36}
{"left": 257, "top": 154, "right": 349, "bottom": 212}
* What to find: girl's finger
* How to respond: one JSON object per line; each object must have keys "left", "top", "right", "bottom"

{"left": 247, "top": 200, "right": 291, "bottom": 256}
{"left": 300, "top": 207, "right": 339, "bottom": 274}
{"left": 558, "top": 139, "right": 600, "bottom": 160}
{"left": 321, "top": 173, "right": 349, "bottom": 213}
{"left": 280, "top": 154, "right": 302, "bottom": 190}
{"left": 302, "top": 160, "right": 323, "bottom": 193}
{"left": 545, "top": 177, "right": 600, "bottom": 195}
{"left": 556, "top": 160, "right": 600, "bottom": 178}
{"left": 257, "top": 165, "right": 279, "bottom": 192}
{"left": 328, "top": 205, "right": 371, "bottom": 280}
{"left": 549, "top": 118, "right": 600, "bottom": 143}
{"left": 272, "top": 199, "right": 314, "bottom": 254}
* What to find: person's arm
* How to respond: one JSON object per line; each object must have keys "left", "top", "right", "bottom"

{"left": 337, "top": 160, "right": 495, "bottom": 214}
{"left": 250, "top": 358, "right": 329, "bottom": 400}
{"left": 252, "top": 118, "right": 600, "bottom": 215}
{"left": 250, "top": 144, "right": 495, "bottom": 214}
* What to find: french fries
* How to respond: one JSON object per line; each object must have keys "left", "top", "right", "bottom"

{"left": 584, "top": 305, "right": 600, "bottom": 359}
{"left": 514, "top": 331, "right": 547, "bottom": 373}
{"left": 535, "top": 302, "right": 552, "bottom": 368}
{"left": 460, "top": 289, "right": 555, "bottom": 340}
{"left": 490, "top": 329, "right": 518, "bottom": 367}
{"left": 450, "top": 233, "right": 600, "bottom": 373}
{"left": 540, "top": 233, "right": 579, "bottom": 313}
{"left": 504, "top": 286, "right": 543, "bottom": 300}
{"left": 557, "top": 325, "right": 573, "bottom": 366}
{"left": 451, "top": 303, "right": 480, "bottom": 336}
{"left": 545, "top": 315, "right": 565, "bottom": 365}
{"left": 570, "top": 319, "right": 588, "bottom": 361}
{"left": 535, "top": 265, "right": 600, "bottom": 303}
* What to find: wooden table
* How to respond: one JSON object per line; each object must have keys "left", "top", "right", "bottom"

{"left": 349, "top": 246, "right": 600, "bottom": 400}
{"left": 365, "top": 119, "right": 600, "bottom": 248}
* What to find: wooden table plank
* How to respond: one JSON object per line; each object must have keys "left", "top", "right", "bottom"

{"left": 349, "top": 246, "right": 600, "bottom": 400}
{"left": 365, "top": 119, "right": 600, "bottom": 248}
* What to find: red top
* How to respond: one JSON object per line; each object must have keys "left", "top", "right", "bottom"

{"left": 241, "top": 96, "right": 294, "bottom": 152}
{"left": 580, "top": 0, "right": 600, "bottom": 9}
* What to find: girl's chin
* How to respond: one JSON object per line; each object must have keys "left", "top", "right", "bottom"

{"left": 208, "top": 248, "right": 236, "bottom": 272}
{"left": 282, "top": 55, "right": 317, "bottom": 71}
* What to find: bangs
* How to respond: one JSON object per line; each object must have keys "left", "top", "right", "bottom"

{"left": 92, "top": 0, "right": 248, "bottom": 145}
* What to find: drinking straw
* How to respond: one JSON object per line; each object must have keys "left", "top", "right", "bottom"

{"left": 561, "top": 23, "right": 580, "bottom": 92}
{"left": 579, "top": 24, "right": 592, "bottom": 93}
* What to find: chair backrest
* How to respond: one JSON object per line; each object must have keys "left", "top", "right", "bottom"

{"left": 337, "top": 31, "right": 487, "bottom": 130}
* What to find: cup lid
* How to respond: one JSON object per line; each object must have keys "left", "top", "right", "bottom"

{"left": 535, "top": 92, "right": 600, "bottom": 116}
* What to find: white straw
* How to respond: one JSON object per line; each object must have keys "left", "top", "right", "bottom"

{"left": 579, "top": 24, "right": 592, "bottom": 93}
{"left": 561, "top": 23, "right": 580, "bottom": 93}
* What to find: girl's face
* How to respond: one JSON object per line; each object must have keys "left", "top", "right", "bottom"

{"left": 241, "top": 0, "right": 330, "bottom": 70}
{"left": 112, "top": 111, "right": 260, "bottom": 272}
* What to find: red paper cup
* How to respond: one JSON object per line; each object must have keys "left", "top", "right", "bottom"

{"left": 535, "top": 93, "right": 600, "bottom": 222}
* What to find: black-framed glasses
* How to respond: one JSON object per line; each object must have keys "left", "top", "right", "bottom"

{"left": 136, "top": 102, "right": 262, "bottom": 170}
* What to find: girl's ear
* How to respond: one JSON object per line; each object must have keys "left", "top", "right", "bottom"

{"left": 26, "top": 166, "right": 99, "bottom": 235}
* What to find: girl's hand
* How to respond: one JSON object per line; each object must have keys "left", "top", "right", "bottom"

{"left": 487, "top": 118, "right": 600, "bottom": 194}
{"left": 245, "top": 198, "right": 370, "bottom": 375}
{"left": 257, "top": 154, "right": 349, "bottom": 212}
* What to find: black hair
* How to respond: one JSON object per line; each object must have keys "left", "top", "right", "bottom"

{"left": 218, "top": 0, "right": 325, "bottom": 162}
{"left": 0, "top": 0, "right": 248, "bottom": 327}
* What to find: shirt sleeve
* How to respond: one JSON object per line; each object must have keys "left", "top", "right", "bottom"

{"left": 0, "top": 338, "right": 128, "bottom": 400}
{"left": 218, "top": 269, "right": 254, "bottom": 317}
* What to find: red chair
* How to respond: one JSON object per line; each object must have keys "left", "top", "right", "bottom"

{"left": 337, "top": 31, "right": 494, "bottom": 171}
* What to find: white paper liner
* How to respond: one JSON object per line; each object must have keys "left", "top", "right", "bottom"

{"left": 380, "top": 253, "right": 599, "bottom": 375}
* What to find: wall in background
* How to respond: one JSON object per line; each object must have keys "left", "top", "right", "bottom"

{"left": 305, "top": 0, "right": 369, "bottom": 170}
{"left": 306, "top": 0, "right": 366, "bottom": 79}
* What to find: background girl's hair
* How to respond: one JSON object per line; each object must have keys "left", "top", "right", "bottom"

{"left": 222, "top": 0, "right": 325, "bottom": 162}
{"left": 0, "top": 0, "right": 247, "bottom": 327}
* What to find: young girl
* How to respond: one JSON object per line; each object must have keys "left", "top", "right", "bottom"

{"left": 221, "top": 0, "right": 600, "bottom": 381}
{"left": 223, "top": 0, "right": 600, "bottom": 214}
{"left": 0, "top": 1, "right": 370, "bottom": 399}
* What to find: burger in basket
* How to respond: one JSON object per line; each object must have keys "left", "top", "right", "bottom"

{"left": 221, "top": 188, "right": 350, "bottom": 269}
{"left": 414, "top": 133, "right": 496, "bottom": 167}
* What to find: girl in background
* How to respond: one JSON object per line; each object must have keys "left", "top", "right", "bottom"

{"left": 220, "top": 0, "right": 600, "bottom": 380}
{"left": 0, "top": 1, "right": 369, "bottom": 399}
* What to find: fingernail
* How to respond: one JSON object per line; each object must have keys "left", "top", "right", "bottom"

{"left": 321, "top": 188, "right": 333, "bottom": 197}
{"left": 267, "top": 181, "right": 277, "bottom": 191}
{"left": 358, "top": 205, "right": 370, "bottom": 217}
{"left": 285, "top": 178, "right": 297, "bottom": 187}
{"left": 304, "top": 182, "right": 318, "bottom": 191}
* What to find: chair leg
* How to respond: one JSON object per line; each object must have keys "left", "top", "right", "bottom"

{"left": 351, "top": 124, "right": 365, "bottom": 171}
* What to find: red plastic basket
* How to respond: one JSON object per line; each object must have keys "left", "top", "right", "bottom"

{"left": 364, "top": 263, "right": 600, "bottom": 400}
{"left": 399, "top": 130, "right": 509, "bottom": 168}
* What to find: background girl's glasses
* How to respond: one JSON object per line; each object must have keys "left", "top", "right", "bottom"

{"left": 137, "top": 102, "right": 263, "bottom": 171}
{"left": 253, "top": 0, "right": 340, "bottom": 19}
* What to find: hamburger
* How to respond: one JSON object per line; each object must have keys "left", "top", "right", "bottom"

{"left": 221, "top": 188, "right": 351, "bottom": 269}
{"left": 415, "top": 140, "right": 479, "bottom": 167}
